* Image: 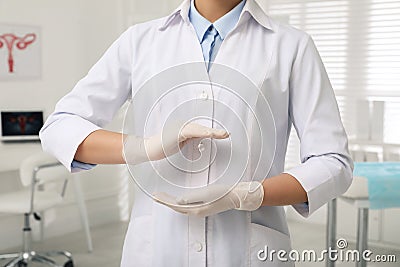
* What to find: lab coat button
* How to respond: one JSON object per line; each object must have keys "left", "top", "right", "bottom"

{"left": 198, "top": 142, "right": 206, "bottom": 152}
{"left": 194, "top": 242, "right": 203, "bottom": 252}
{"left": 199, "top": 91, "right": 208, "bottom": 100}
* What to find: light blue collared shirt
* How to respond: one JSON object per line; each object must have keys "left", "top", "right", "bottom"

{"left": 189, "top": 0, "right": 245, "bottom": 69}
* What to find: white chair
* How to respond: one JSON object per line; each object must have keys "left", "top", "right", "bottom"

{"left": 0, "top": 152, "right": 76, "bottom": 267}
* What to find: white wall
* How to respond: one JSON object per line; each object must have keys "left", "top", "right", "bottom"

{"left": 0, "top": 0, "right": 183, "bottom": 171}
{"left": 0, "top": 0, "right": 124, "bottom": 251}
{"left": 0, "top": 0, "right": 125, "bottom": 171}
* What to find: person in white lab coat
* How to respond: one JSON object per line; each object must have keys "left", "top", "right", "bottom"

{"left": 40, "top": 0, "right": 353, "bottom": 266}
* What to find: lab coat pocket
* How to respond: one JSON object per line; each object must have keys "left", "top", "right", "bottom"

{"left": 250, "top": 223, "right": 294, "bottom": 267}
{"left": 121, "top": 215, "right": 153, "bottom": 267}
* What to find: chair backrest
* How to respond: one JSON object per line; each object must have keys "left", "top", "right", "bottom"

{"left": 19, "top": 151, "right": 63, "bottom": 187}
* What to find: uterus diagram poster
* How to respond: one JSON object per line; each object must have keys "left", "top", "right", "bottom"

{"left": 0, "top": 24, "right": 41, "bottom": 80}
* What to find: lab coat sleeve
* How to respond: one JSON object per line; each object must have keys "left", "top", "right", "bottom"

{"left": 284, "top": 35, "right": 354, "bottom": 217}
{"left": 39, "top": 27, "right": 134, "bottom": 173}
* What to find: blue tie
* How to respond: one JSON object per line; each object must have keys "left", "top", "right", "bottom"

{"left": 202, "top": 25, "right": 220, "bottom": 71}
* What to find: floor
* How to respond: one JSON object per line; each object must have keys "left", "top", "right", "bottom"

{"left": 288, "top": 221, "right": 400, "bottom": 267}
{"left": 0, "top": 220, "right": 398, "bottom": 266}
{"left": 0, "top": 222, "right": 127, "bottom": 267}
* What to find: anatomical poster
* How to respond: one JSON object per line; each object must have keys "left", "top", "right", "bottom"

{"left": 0, "top": 24, "right": 41, "bottom": 80}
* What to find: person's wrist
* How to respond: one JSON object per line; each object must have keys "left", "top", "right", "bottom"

{"left": 234, "top": 181, "right": 264, "bottom": 211}
{"left": 121, "top": 135, "right": 129, "bottom": 164}
{"left": 123, "top": 135, "right": 147, "bottom": 164}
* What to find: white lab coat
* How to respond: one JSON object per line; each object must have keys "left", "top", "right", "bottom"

{"left": 40, "top": 0, "right": 353, "bottom": 266}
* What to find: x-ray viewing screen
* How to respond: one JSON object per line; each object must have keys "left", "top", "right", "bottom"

{"left": 1, "top": 111, "right": 43, "bottom": 141}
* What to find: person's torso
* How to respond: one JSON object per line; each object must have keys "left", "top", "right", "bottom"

{"left": 121, "top": 8, "right": 307, "bottom": 267}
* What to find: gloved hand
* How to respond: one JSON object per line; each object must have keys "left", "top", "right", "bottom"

{"left": 153, "top": 181, "right": 264, "bottom": 217}
{"left": 123, "top": 122, "right": 229, "bottom": 165}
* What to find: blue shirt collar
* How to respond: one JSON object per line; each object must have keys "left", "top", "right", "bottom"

{"left": 189, "top": 0, "right": 246, "bottom": 43}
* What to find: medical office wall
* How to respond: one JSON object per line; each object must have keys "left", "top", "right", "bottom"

{"left": 0, "top": 0, "right": 123, "bottom": 169}
{"left": 0, "top": 0, "right": 134, "bottom": 251}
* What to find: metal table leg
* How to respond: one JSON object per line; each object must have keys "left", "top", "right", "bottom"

{"left": 356, "top": 208, "right": 368, "bottom": 267}
{"left": 326, "top": 199, "right": 337, "bottom": 267}
{"left": 71, "top": 174, "right": 93, "bottom": 252}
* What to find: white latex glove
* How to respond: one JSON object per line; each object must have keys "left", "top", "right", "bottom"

{"left": 153, "top": 181, "right": 264, "bottom": 217}
{"left": 123, "top": 122, "right": 229, "bottom": 165}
